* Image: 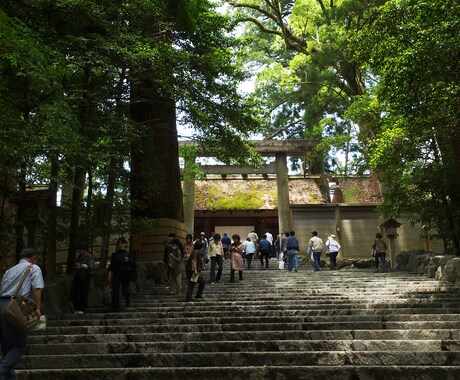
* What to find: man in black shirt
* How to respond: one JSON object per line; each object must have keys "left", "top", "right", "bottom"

{"left": 107, "top": 237, "right": 136, "bottom": 312}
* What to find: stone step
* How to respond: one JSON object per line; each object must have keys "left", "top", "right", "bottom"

{"left": 17, "top": 351, "right": 460, "bottom": 369}
{"left": 15, "top": 365, "right": 460, "bottom": 380}
{"left": 128, "top": 297, "right": 460, "bottom": 305}
{"left": 16, "top": 267, "right": 460, "bottom": 378}
{"left": 53, "top": 312, "right": 460, "bottom": 324}
{"left": 28, "top": 329, "right": 460, "bottom": 345}
{"left": 59, "top": 309, "right": 460, "bottom": 328}
{"left": 90, "top": 295, "right": 460, "bottom": 305}
{"left": 46, "top": 314, "right": 460, "bottom": 328}
{"left": 35, "top": 321, "right": 460, "bottom": 336}
{"left": 27, "top": 339, "right": 460, "bottom": 355}
{"left": 138, "top": 285, "right": 458, "bottom": 293}
{"left": 47, "top": 315, "right": 383, "bottom": 327}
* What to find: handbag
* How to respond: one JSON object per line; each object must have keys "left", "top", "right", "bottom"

{"left": 3, "top": 264, "right": 39, "bottom": 333}
{"left": 103, "top": 285, "right": 112, "bottom": 305}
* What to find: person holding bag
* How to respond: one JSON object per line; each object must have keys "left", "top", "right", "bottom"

{"left": 71, "top": 242, "right": 94, "bottom": 314}
{"left": 0, "top": 248, "right": 45, "bottom": 379}
{"left": 185, "top": 241, "right": 206, "bottom": 301}
{"left": 108, "top": 237, "right": 136, "bottom": 312}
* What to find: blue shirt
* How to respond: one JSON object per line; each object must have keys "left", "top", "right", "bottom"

{"left": 0, "top": 260, "right": 45, "bottom": 298}
{"left": 286, "top": 236, "right": 299, "bottom": 251}
{"left": 221, "top": 236, "right": 231, "bottom": 246}
{"left": 259, "top": 239, "right": 271, "bottom": 253}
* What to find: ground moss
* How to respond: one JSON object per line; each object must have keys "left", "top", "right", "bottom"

{"left": 343, "top": 186, "right": 359, "bottom": 203}
{"left": 204, "top": 183, "right": 271, "bottom": 210}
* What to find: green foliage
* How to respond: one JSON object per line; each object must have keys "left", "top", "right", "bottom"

{"left": 230, "top": 0, "right": 384, "bottom": 174}
{"left": 0, "top": 0, "right": 266, "bottom": 260}
{"left": 179, "top": 145, "right": 204, "bottom": 180}
{"left": 356, "top": 0, "right": 460, "bottom": 245}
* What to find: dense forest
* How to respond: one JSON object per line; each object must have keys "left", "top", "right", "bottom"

{"left": 0, "top": 0, "right": 459, "bottom": 277}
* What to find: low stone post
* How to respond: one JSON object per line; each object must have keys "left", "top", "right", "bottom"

{"left": 422, "top": 226, "right": 430, "bottom": 252}
{"left": 380, "top": 217, "right": 402, "bottom": 269}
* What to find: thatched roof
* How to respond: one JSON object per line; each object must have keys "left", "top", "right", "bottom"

{"left": 192, "top": 177, "right": 381, "bottom": 210}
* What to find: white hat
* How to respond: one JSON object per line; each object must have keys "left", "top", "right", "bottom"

{"left": 329, "top": 234, "right": 336, "bottom": 239}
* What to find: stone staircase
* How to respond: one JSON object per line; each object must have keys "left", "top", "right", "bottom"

{"left": 17, "top": 262, "right": 460, "bottom": 379}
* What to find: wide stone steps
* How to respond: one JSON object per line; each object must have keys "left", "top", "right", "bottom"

{"left": 27, "top": 339, "right": 460, "bottom": 355}
{"left": 40, "top": 320, "right": 460, "bottom": 332}
{"left": 52, "top": 312, "right": 460, "bottom": 321}
{"left": 27, "top": 329, "right": 460, "bottom": 344}
{"left": 15, "top": 366, "right": 460, "bottom": 380}
{"left": 17, "top": 266, "right": 460, "bottom": 379}
{"left": 17, "top": 351, "right": 460, "bottom": 368}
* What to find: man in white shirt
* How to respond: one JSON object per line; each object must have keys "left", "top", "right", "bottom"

{"left": 308, "top": 231, "right": 324, "bottom": 272}
{"left": 0, "top": 248, "right": 45, "bottom": 378}
{"left": 265, "top": 230, "right": 273, "bottom": 245}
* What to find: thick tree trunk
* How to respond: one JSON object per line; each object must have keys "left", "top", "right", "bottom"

{"left": 85, "top": 168, "right": 93, "bottom": 248}
{"left": 66, "top": 166, "right": 86, "bottom": 274}
{"left": 0, "top": 177, "right": 17, "bottom": 273}
{"left": 45, "top": 154, "right": 58, "bottom": 279}
{"left": 130, "top": 81, "right": 183, "bottom": 222}
{"left": 15, "top": 169, "right": 26, "bottom": 261}
{"left": 99, "top": 158, "right": 116, "bottom": 269}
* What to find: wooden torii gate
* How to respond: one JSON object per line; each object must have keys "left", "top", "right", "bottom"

{"left": 180, "top": 140, "right": 317, "bottom": 235}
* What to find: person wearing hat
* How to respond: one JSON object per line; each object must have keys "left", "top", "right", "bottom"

{"left": 325, "top": 234, "right": 341, "bottom": 270}
{"left": 71, "top": 242, "right": 94, "bottom": 313}
{"left": 308, "top": 231, "right": 324, "bottom": 272}
{"left": 107, "top": 237, "right": 136, "bottom": 312}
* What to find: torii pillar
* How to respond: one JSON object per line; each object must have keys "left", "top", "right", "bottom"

{"left": 276, "top": 153, "right": 293, "bottom": 234}
{"left": 179, "top": 139, "right": 318, "bottom": 237}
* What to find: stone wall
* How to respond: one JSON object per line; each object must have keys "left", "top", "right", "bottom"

{"left": 395, "top": 250, "right": 460, "bottom": 283}
{"left": 292, "top": 206, "right": 445, "bottom": 260}
{"left": 42, "top": 261, "right": 167, "bottom": 319}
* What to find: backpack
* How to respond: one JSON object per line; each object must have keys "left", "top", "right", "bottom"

{"left": 374, "top": 239, "right": 387, "bottom": 253}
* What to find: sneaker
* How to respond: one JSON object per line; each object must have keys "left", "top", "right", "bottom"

{"left": 74, "top": 310, "right": 84, "bottom": 314}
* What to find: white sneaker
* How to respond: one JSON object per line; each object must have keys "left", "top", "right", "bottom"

{"left": 74, "top": 310, "right": 84, "bottom": 314}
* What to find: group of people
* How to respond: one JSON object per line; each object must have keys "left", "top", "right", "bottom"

{"left": 163, "top": 232, "right": 250, "bottom": 302}
{"left": 261, "top": 230, "right": 388, "bottom": 274}
{"left": 161, "top": 228, "right": 360, "bottom": 301}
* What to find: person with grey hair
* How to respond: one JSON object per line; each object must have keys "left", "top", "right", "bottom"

{"left": 0, "top": 248, "right": 45, "bottom": 379}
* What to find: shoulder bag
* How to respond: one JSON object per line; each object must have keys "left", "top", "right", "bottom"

{"left": 3, "top": 264, "right": 39, "bottom": 333}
